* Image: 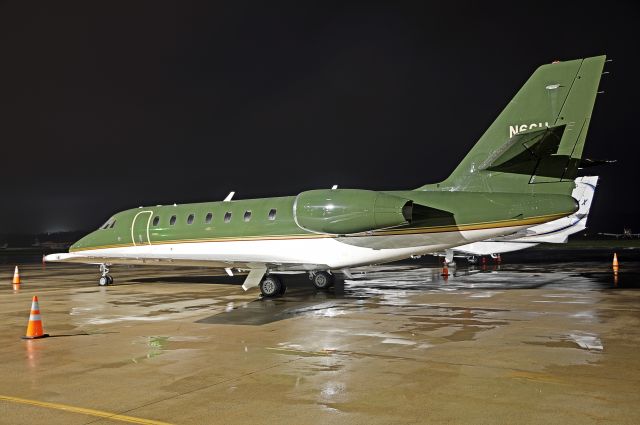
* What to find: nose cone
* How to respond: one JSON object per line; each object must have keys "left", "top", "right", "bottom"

{"left": 70, "top": 232, "right": 97, "bottom": 252}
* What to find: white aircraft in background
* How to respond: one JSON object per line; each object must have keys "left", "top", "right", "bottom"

{"left": 438, "top": 176, "right": 599, "bottom": 264}
{"left": 598, "top": 228, "right": 640, "bottom": 239}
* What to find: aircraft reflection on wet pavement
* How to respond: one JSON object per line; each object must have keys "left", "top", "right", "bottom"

{"left": 188, "top": 259, "right": 638, "bottom": 326}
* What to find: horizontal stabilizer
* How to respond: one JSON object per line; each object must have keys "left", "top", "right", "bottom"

{"left": 480, "top": 124, "right": 577, "bottom": 182}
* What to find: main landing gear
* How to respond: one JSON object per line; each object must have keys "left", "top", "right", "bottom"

{"left": 259, "top": 275, "right": 286, "bottom": 298}
{"left": 258, "top": 271, "right": 336, "bottom": 298}
{"left": 98, "top": 264, "right": 113, "bottom": 286}
{"left": 309, "top": 271, "right": 334, "bottom": 290}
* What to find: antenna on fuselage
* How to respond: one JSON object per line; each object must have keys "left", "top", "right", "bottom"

{"left": 224, "top": 191, "right": 235, "bottom": 202}
{"left": 331, "top": 185, "right": 338, "bottom": 190}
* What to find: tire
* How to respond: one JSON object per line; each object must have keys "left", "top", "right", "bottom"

{"left": 312, "top": 271, "right": 333, "bottom": 290}
{"left": 106, "top": 275, "right": 114, "bottom": 285}
{"left": 99, "top": 276, "right": 109, "bottom": 286}
{"left": 260, "top": 276, "right": 282, "bottom": 298}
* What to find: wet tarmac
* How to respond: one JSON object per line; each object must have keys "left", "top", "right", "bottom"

{"left": 0, "top": 251, "right": 639, "bottom": 424}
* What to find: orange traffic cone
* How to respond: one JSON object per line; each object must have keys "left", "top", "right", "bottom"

{"left": 12, "top": 266, "right": 21, "bottom": 285}
{"left": 12, "top": 266, "right": 21, "bottom": 291}
{"left": 613, "top": 253, "right": 619, "bottom": 268}
{"left": 22, "top": 296, "right": 49, "bottom": 339}
{"left": 441, "top": 265, "right": 449, "bottom": 277}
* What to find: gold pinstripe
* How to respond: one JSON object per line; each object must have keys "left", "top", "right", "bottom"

{"left": 70, "top": 212, "right": 567, "bottom": 253}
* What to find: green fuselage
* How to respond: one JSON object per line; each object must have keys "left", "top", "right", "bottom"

{"left": 71, "top": 189, "right": 577, "bottom": 252}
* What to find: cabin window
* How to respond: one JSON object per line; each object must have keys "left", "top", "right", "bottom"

{"left": 187, "top": 214, "right": 195, "bottom": 224}
{"left": 224, "top": 212, "right": 232, "bottom": 223}
{"left": 109, "top": 220, "right": 116, "bottom": 229}
{"left": 169, "top": 215, "right": 177, "bottom": 225}
{"left": 152, "top": 216, "right": 160, "bottom": 227}
{"left": 244, "top": 211, "right": 252, "bottom": 222}
{"left": 268, "top": 209, "right": 277, "bottom": 220}
{"left": 205, "top": 212, "right": 213, "bottom": 224}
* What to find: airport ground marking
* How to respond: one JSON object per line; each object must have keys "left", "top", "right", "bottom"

{"left": 0, "top": 395, "right": 174, "bottom": 425}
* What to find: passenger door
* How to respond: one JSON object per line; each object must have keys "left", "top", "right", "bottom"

{"left": 131, "top": 210, "right": 153, "bottom": 246}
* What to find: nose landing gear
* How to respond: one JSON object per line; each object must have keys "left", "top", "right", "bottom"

{"left": 98, "top": 264, "right": 113, "bottom": 286}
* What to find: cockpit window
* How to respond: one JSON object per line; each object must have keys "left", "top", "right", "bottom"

{"left": 109, "top": 220, "right": 116, "bottom": 229}
{"left": 99, "top": 218, "right": 115, "bottom": 230}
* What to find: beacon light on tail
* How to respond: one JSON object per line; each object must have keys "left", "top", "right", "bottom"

{"left": 45, "top": 56, "right": 609, "bottom": 298}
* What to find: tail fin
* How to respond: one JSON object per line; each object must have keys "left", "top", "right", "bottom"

{"left": 421, "top": 56, "right": 606, "bottom": 195}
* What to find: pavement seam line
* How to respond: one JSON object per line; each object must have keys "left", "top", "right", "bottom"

{"left": 91, "top": 356, "right": 302, "bottom": 422}
{"left": 0, "top": 395, "right": 174, "bottom": 425}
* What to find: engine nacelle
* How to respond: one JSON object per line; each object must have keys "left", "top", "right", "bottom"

{"left": 293, "top": 189, "right": 413, "bottom": 235}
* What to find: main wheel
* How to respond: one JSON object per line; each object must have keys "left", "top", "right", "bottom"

{"left": 260, "top": 275, "right": 282, "bottom": 298}
{"left": 312, "top": 271, "right": 334, "bottom": 290}
{"left": 99, "top": 276, "right": 109, "bottom": 286}
{"left": 106, "top": 275, "right": 114, "bottom": 285}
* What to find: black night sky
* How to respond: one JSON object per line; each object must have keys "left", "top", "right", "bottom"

{"left": 0, "top": 1, "right": 638, "bottom": 235}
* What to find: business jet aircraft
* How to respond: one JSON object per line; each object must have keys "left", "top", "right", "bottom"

{"left": 46, "top": 56, "right": 607, "bottom": 297}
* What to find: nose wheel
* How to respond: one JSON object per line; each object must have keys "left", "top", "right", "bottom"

{"left": 98, "top": 264, "right": 114, "bottom": 286}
